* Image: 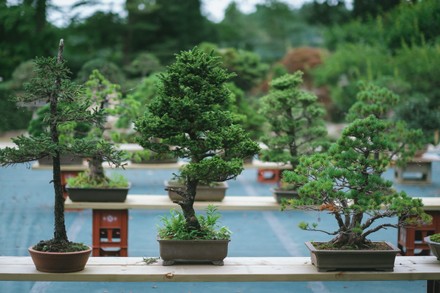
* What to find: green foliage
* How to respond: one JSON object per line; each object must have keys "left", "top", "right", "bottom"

{"left": 76, "top": 58, "right": 125, "bottom": 86}
{"left": 67, "top": 171, "right": 129, "bottom": 188}
{"left": 129, "top": 149, "right": 176, "bottom": 163}
{"left": 282, "top": 85, "right": 430, "bottom": 248}
{"left": 259, "top": 71, "right": 328, "bottom": 167}
{"left": 221, "top": 47, "right": 269, "bottom": 92}
{"left": 136, "top": 47, "right": 260, "bottom": 230}
{"left": 125, "top": 52, "right": 162, "bottom": 78}
{"left": 158, "top": 206, "right": 231, "bottom": 240}
{"left": 430, "top": 234, "right": 440, "bottom": 243}
{"left": 115, "top": 73, "right": 161, "bottom": 131}
{"left": 225, "top": 82, "right": 265, "bottom": 141}
{"left": 136, "top": 47, "right": 260, "bottom": 181}
{"left": 315, "top": 0, "right": 440, "bottom": 133}
{"left": 0, "top": 85, "right": 32, "bottom": 133}
{"left": 312, "top": 43, "right": 393, "bottom": 118}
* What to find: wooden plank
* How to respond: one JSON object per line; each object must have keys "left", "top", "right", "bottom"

{"left": 417, "top": 198, "right": 440, "bottom": 211}
{"left": 65, "top": 196, "right": 440, "bottom": 212}
{"left": 2, "top": 256, "right": 440, "bottom": 282}
{"left": 65, "top": 195, "right": 281, "bottom": 211}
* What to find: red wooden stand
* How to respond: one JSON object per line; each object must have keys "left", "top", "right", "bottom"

{"left": 398, "top": 211, "right": 440, "bottom": 256}
{"left": 257, "top": 169, "right": 283, "bottom": 183}
{"left": 92, "top": 209, "right": 128, "bottom": 257}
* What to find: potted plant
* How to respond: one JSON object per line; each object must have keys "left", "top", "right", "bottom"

{"left": 281, "top": 84, "right": 431, "bottom": 272}
{"left": 0, "top": 40, "right": 112, "bottom": 272}
{"left": 135, "top": 47, "right": 260, "bottom": 264}
{"left": 158, "top": 205, "right": 231, "bottom": 265}
{"left": 65, "top": 69, "right": 130, "bottom": 202}
{"left": 424, "top": 234, "right": 440, "bottom": 260}
{"left": 258, "top": 71, "right": 328, "bottom": 203}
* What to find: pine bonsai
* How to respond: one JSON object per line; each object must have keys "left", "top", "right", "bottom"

{"left": 282, "top": 84, "right": 430, "bottom": 249}
{"left": 259, "top": 71, "right": 328, "bottom": 189}
{"left": 0, "top": 40, "right": 124, "bottom": 251}
{"left": 135, "top": 47, "right": 260, "bottom": 232}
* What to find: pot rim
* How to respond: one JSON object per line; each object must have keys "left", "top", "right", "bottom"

{"left": 28, "top": 245, "right": 92, "bottom": 255}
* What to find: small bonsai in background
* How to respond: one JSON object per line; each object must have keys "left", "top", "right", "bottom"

{"left": 0, "top": 40, "right": 124, "bottom": 252}
{"left": 259, "top": 71, "right": 328, "bottom": 199}
{"left": 136, "top": 47, "right": 260, "bottom": 233}
{"left": 259, "top": 71, "right": 328, "bottom": 167}
{"left": 282, "top": 84, "right": 430, "bottom": 249}
{"left": 66, "top": 69, "right": 129, "bottom": 189}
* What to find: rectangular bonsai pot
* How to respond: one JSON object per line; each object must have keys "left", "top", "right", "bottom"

{"left": 158, "top": 239, "right": 230, "bottom": 266}
{"left": 165, "top": 180, "right": 228, "bottom": 202}
{"left": 38, "top": 155, "right": 83, "bottom": 166}
{"left": 306, "top": 241, "right": 400, "bottom": 272}
{"left": 66, "top": 184, "right": 130, "bottom": 202}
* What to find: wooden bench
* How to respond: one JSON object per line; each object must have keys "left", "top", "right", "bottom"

{"left": 1, "top": 256, "right": 440, "bottom": 291}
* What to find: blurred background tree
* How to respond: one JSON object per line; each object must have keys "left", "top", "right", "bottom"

{"left": 1, "top": 0, "right": 439, "bottom": 144}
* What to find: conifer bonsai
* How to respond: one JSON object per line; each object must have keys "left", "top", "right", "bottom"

{"left": 0, "top": 40, "right": 125, "bottom": 255}
{"left": 259, "top": 71, "right": 328, "bottom": 168}
{"left": 66, "top": 69, "right": 129, "bottom": 194}
{"left": 259, "top": 71, "right": 328, "bottom": 200}
{"left": 136, "top": 47, "right": 260, "bottom": 233}
{"left": 282, "top": 84, "right": 430, "bottom": 250}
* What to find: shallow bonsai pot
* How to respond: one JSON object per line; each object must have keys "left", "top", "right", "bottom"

{"left": 38, "top": 155, "right": 83, "bottom": 166}
{"left": 271, "top": 188, "right": 298, "bottom": 204}
{"left": 305, "top": 241, "right": 399, "bottom": 272}
{"left": 66, "top": 184, "right": 130, "bottom": 202}
{"left": 131, "top": 157, "right": 178, "bottom": 165}
{"left": 158, "top": 239, "right": 230, "bottom": 266}
{"left": 424, "top": 236, "right": 440, "bottom": 259}
{"left": 28, "top": 246, "right": 92, "bottom": 273}
{"left": 165, "top": 180, "right": 228, "bottom": 202}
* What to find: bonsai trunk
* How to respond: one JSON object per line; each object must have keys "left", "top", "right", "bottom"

{"left": 330, "top": 231, "right": 368, "bottom": 248}
{"left": 178, "top": 179, "right": 201, "bottom": 231}
{"left": 88, "top": 156, "right": 107, "bottom": 184}
{"left": 51, "top": 39, "right": 68, "bottom": 243}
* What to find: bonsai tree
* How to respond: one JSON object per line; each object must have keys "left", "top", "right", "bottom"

{"left": 135, "top": 47, "right": 260, "bottom": 232}
{"left": 282, "top": 84, "right": 430, "bottom": 249}
{"left": 67, "top": 69, "right": 129, "bottom": 188}
{"left": 258, "top": 71, "right": 328, "bottom": 175}
{"left": 0, "top": 40, "right": 124, "bottom": 251}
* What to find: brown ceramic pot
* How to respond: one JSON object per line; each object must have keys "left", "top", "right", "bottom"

{"left": 28, "top": 246, "right": 92, "bottom": 273}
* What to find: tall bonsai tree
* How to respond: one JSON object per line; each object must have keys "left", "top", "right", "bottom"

{"left": 135, "top": 48, "right": 260, "bottom": 231}
{"left": 282, "top": 84, "right": 430, "bottom": 248}
{"left": 259, "top": 71, "right": 328, "bottom": 168}
{"left": 0, "top": 40, "right": 124, "bottom": 251}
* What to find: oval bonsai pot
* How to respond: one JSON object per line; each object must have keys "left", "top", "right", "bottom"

{"left": 28, "top": 246, "right": 92, "bottom": 273}
{"left": 424, "top": 236, "right": 440, "bottom": 259}
{"left": 305, "top": 241, "right": 400, "bottom": 272}
{"left": 158, "top": 239, "right": 230, "bottom": 266}
{"left": 165, "top": 180, "right": 228, "bottom": 202}
{"left": 66, "top": 184, "right": 131, "bottom": 202}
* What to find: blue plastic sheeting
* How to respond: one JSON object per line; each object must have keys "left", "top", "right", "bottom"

{"left": 2, "top": 161, "right": 439, "bottom": 293}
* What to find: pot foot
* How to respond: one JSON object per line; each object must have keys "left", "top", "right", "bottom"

{"left": 211, "top": 260, "right": 224, "bottom": 266}
{"left": 162, "top": 260, "right": 175, "bottom": 266}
